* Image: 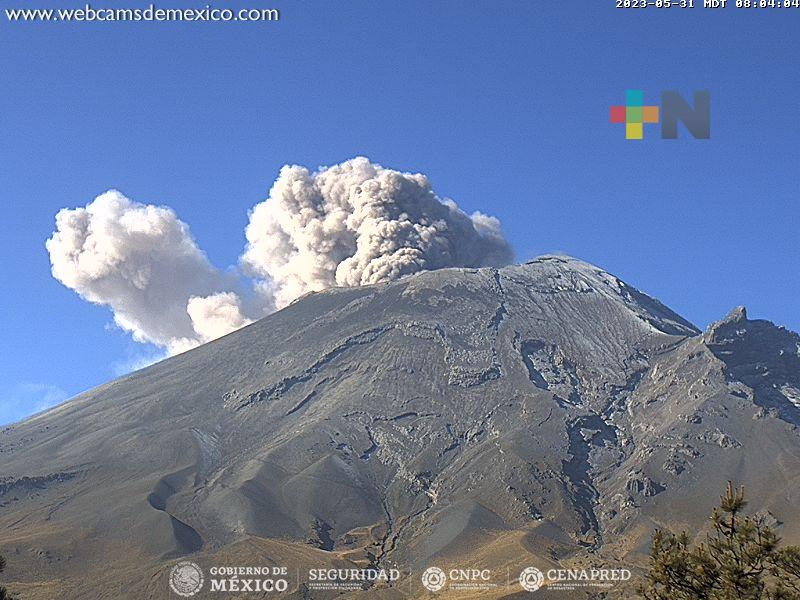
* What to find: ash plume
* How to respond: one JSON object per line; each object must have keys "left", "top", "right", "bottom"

{"left": 47, "top": 158, "right": 513, "bottom": 352}
{"left": 241, "top": 157, "right": 513, "bottom": 307}
{"left": 46, "top": 190, "right": 251, "bottom": 354}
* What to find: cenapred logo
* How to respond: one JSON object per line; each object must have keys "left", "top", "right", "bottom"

{"left": 421, "top": 566, "right": 447, "bottom": 592}
{"left": 519, "top": 567, "right": 545, "bottom": 592}
{"left": 610, "top": 89, "right": 710, "bottom": 139}
{"left": 169, "top": 561, "right": 204, "bottom": 597}
{"left": 518, "top": 565, "right": 633, "bottom": 593}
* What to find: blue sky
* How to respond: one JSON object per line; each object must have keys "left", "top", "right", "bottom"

{"left": 1, "top": 1, "right": 798, "bottom": 424}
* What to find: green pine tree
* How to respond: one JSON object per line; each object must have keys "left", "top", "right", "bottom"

{"left": 640, "top": 482, "right": 800, "bottom": 599}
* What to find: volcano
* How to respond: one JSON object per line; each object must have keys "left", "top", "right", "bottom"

{"left": 2, "top": 255, "right": 799, "bottom": 598}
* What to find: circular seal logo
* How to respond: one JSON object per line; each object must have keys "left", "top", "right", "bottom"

{"left": 169, "top": 561, "right": 204, "bottom": 597}
{"left": 421, "top": 566, "right": 447, "bottom": 592}
{"left": 519, "top": 566, "right": 545, "bottom": 592}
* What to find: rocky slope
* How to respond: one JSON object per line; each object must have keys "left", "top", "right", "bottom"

{"left": 1, "top": 255, "right": 798, "bottom": 598}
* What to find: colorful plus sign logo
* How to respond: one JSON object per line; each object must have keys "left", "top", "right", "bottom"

{"left": 610, "top": 90, "right": 659, "bottom": 139}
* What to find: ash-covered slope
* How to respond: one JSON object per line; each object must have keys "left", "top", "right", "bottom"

{"left": 1, "top": 255, "right": 798, "bottom": 598}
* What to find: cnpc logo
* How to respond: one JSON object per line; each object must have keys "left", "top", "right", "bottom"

{"left": 421, "top": 566, "right": 493, "bottom": 592}
{"left": 610, "top": 89, "right": 710, "bottom": 140}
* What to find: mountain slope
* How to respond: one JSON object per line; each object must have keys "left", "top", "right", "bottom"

{"left": 1, "top": 255, "right": 798, "bottom": 599}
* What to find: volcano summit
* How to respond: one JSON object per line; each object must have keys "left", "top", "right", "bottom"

{"left": 1, "top": 256, "right": 799, "bottom": 598}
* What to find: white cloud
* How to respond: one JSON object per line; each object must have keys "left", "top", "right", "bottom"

{"left": 187, "top": 292, "right": 253, "bottom": 342}
{"left": 46, "top": 190, "right": 257, "bottom": 354}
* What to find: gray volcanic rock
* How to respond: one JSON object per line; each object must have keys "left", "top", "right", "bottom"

{"left": 1, "top": 255, "right": 798, "bottom": 598}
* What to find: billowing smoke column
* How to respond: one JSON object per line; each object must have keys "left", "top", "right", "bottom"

{"left": 241, "top": 157, "right": 513, "bottom": 308}
{"left": 46, "top": 190, "right": 252, "bottom": 354}
{"left": 46, "top": 158, "right": 513, "bottom": 354}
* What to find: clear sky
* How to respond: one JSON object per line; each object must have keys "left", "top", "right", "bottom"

{"left": 1, "top": 1, "right": 798, "bottom": 424}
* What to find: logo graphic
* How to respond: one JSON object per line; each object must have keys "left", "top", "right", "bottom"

{"left": 519, "top": 566, "right": 545, "bottom": 592}
{"left": 169, "top": 561, "right": 204, "bottom": 597}
{"left": 610, "top": 89, "right": 659, "bottom": 140}
{"left": 610, "top": 89, "right": 710, "bottom": 140}
{"left": 421, "top": 567, "right": 447, "bottom": 592}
